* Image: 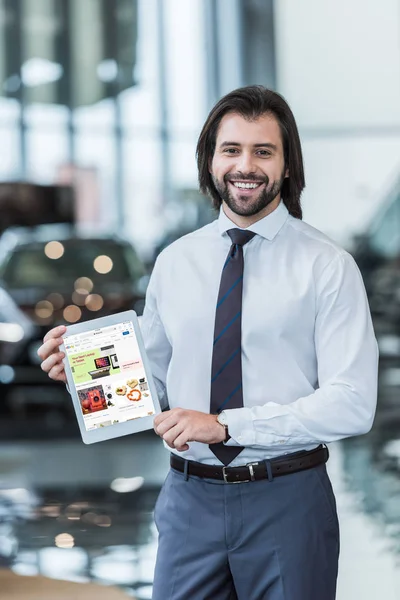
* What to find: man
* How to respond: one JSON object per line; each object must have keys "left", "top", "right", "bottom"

{"left": 38, "top": 86, "right": 378, "bottom": 600}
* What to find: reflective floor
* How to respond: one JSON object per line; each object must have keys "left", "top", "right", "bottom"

{"left": 1, "top": 374, "right": 400, "bottom": 599}
{"left": 331, "top": 439, "right": 400, "bottom": 599}
{"left": 0, "top": 431, "right": 169, "bottom": 600}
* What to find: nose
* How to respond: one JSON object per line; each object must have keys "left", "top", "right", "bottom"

{"left": 235, "top": 151, "right": 256, "bottom": 175}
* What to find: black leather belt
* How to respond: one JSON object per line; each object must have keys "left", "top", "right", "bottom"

{"left": 170, "top": 445, "right": 329, "bottom": 483}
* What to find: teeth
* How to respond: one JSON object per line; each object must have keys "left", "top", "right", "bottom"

{"left": 233, "top": 182, "right": 260, "bottom": 189}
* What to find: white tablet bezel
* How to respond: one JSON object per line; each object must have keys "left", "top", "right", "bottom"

{"left": 60, "top": 310, "right": 161, "bottom": 444}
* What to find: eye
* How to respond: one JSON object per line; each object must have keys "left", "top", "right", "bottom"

{"left": 256, "top": 149, "right": 271, "bottom": 156}
{"left": 223, "top": 148, "right": 239, "bottom": 154}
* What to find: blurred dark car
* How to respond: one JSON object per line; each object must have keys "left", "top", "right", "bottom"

{"left": 0, "top": 286, "right": 38, "bottom": 366}
{"left": 0, "top": 226, "right": 147, "bottom": 319}
{"left": 0, "top": 226, "right": 148, "bottom": 434}
{"left": 0, "top": 286, "right": 45, "bottom": 428}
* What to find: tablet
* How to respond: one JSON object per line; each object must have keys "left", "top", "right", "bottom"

{"left": 60, "top": 310, "right": 161, "bottom": 444}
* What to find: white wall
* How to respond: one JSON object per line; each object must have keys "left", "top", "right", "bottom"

{"left": 274, "top": 0, "right": 400, "bottom": 247}
{"left": 301, "top": 137, "right": 400, "bottom": 245}
{"left": 274, "top": 0, "right": 400, "bottom": 128}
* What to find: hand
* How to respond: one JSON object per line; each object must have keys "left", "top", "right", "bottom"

{"left": 37, "top": 325, "right": 67, "bottom": 383}
{"left": 154, "top": 408, "right": 226, "bottom": 452}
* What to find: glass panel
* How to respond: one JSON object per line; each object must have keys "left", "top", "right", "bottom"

{"left": 69, "top": 0, "right": 137, "bottom": 108}
{"left": 69, "top": 0, "right": 104, "bottom": 108}
{"left": 123, "top": 135, "right": 163, "bottom": 254}
{"left": 0, "top": 125, "right": 21, "bottom": 179}
{"left": 24, "top": 103, "right": 69, "bottom": 128}
{"left": 163, "top": 0, "right": 207, "bottom": 132}
{"left": 369, "top": 194, "right": 400, "bottom": 259}
{"left": 73, "top": 98, "right": 115, "bottom": 131}
{"left": 25, "top": 128, "right": 69, "bottom": 182}
{"left": 74, "top": 131, "right": 116, "bottom": 228}
{"left": 0, "top": 0, "right": 22, "bottom": 101}
{"left": 21, "top": 0, "right": 64, "bottom": 105}
{"left": 169, "top": 138, "right": 199, "bottom": 188}
{"left": 119, "top": 0, "right": 159, "bottom": 129}
{"left": 0, "top": 0, "right": 7, "bottom": 92}
{"left": 0, "top": 98, "right": 20, "bottom": 125}
{"left": 119, "top": 87, "right": 160, "bottom": 132}
{"left": 74, "top": 131, "right": 116, "bottom": 173}
{"left": 114, "top": 0, "right": 138, "bottom": 94}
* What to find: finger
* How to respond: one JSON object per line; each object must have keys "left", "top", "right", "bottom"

{"left": 163, "top": 424, "right": 184, "bottom": 447}
{"left": 154, "top": 410, "right": 173, "bottom": 428}
{"left": 154, "top": 423, "right": 167, "bottom": 438}
{"left": 164, "top": 440, "right": 176, "bottom": 450}
{"left": 41, "top": 351, "right": 65, "bottom": 374}
{"left": 154, "top": 407, "right": 184, "bottom": 426}
{"left": 173, "top": 431, "right": 191, "bottom": 450}
{"left": 37, "top": 338, "right": 64, "bottom": 361}
{"left": 155, "top": 414, "right": 181, "bottom": 437}
{"left": 43, "top": 325, "right": 67, "bottom": 344}
{"left": 48, "top": 362, "right": 66, "bottom": 383}
{"left": 174, "top": 443, "right": 189, "bottom": 452}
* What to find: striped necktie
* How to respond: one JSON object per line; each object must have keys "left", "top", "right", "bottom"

{"left": 209, "top": 228, "right": 256, "bottom": 465}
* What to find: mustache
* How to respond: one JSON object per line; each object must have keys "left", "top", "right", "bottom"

{"left": 224, "top": 173, "right": 268, "bottom": 184}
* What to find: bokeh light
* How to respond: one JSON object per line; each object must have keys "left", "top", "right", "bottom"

{"left": 93, "top": 255, "right": 113, "bottom": 274}
{"left": 74, "top": 277, "right": 94, "bottom": 294}
{"left": 44, "top": 241, "right": 64, "bottom": 260}
{"left": 63, "top": 305, "right": 82, "bottom": 323}
{"left": 46, "top": 292, "right": 64, "bottom": 310}
{"left": 55, "top": 533, "right": 74, "bottom": 549}
{"left": 35, "top": 300, "right": 54, "bottom": 319}
{"left": 85, "top": 294, "right": 104, "bottom": 311}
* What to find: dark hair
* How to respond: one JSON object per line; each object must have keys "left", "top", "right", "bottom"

{"left": 196, "top": 85, "right": 304, "bottom": 219}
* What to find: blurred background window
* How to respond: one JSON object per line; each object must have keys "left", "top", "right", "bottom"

{"left": 369, "top": 191, "right": 400, "bottom": 259}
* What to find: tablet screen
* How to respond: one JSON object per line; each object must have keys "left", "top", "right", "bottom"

{"left": 63, "top": 320, "right": 156, "bottom": 431}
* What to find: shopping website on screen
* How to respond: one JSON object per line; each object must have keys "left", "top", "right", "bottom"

{"left": 64, "top": 321, "right": 156, "bottom": 431}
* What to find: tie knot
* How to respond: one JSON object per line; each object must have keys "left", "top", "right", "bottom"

{"left": 227, "top": 228, "right": 256, "bottom": 247}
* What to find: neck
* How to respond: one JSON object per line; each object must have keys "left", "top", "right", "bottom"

{"left": 222, "top": 196, "right": 281, "bottom": 228}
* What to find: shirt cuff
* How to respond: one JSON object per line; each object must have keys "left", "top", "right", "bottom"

{"left": 223, "top": 407, "right": 256, "bottom": 446}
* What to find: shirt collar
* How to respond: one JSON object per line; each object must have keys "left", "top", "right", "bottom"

{"left": 217, "top": 200, "right": 289, "bottom": 241}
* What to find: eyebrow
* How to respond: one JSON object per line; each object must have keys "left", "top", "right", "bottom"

{"left": 219, "top": 141, "right": 278, "bottom": 151}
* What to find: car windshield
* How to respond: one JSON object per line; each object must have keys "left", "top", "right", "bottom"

{"left": 1, "top": 240, "right": 143, "bottom": 288}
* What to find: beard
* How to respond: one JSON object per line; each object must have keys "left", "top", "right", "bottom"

{"left": 212, "top": 170, "right": 286, "bottom": 217}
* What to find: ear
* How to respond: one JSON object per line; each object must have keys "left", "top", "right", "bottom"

{"left": 284, "top": 167, "right": 289, "bottom": 179}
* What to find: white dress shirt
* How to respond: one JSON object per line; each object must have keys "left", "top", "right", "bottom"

{"left": 141, "top": 200, "right": 379, "bottom": 466}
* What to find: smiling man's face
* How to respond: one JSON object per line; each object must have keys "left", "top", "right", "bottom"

{"left": 210, "top": 112, "right": 288, "bottom": 226}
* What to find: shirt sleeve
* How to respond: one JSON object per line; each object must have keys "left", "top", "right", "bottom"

{"left": 140, "top": 259, "right": 172, "bottom": 411}
{"left": 224, "top": 252, "right": 379, "bottom": 450}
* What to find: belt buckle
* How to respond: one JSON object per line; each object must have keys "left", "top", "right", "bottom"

{"left": 222, "top": 462, "right": 259, "bottom": 484}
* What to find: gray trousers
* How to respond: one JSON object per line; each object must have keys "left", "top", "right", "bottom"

{"left": 153, "top": 461, "right": 339, "bottom": 600}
